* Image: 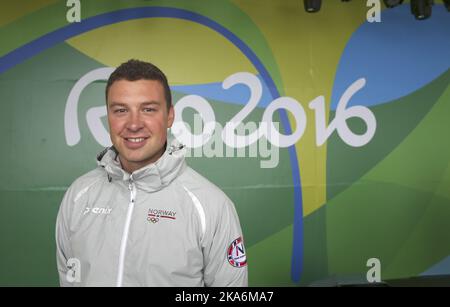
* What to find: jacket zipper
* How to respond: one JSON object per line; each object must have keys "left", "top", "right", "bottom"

{"left": 116, "top": 177, "right": 136, "bottom": 287}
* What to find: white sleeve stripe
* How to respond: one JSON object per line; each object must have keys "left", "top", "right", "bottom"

{"left": 183, "top": 186, "right": 206, "bottom": 238}
{"left": 73, "top": 179, "right": 100, "bottom": 202}
{"left": 74, "top": 186, "right": 90, "bottom": 203}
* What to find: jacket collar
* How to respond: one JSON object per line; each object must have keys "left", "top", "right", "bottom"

{"left": 97, "top": 140, "right": 186, "bottom": 193}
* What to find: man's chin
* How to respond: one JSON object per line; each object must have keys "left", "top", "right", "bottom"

{"left": 119, "top": 152, "right": 161, "bottom": 167}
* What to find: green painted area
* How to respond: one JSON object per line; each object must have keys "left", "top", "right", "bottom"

{"left": 0, "top": 43, "right": 109, "bottom": 190}
{"left": 0, "top": 43, "right": 108, "bottom": 286}
{"left": 327, "top": 70, "right": 450, "bottom": 200}
{"left": 0, "top": 0, "right": 57, "bottom": 27}
{"left": 0, "top": 191, "right": 62, "bottom": 286}
{"left": 247, "top": 71, "right": 450, "bottom": 285}
{"left": 301, "top": 205, "right": 329, "bottom": 285}
{"left": 326, "top": 81, "right": 450, "bottom": 278}
{"left": 327, "top": 182, "right": 431, "bottom": 276}
{"left": 434, "top": 161, "right": 450, "bottom": 201}
{"left": 246, "top": 199, "right": 330, "bottom": 286}
{"left": 366, "top": 78, "right": 450, "bottom": 194}
{"left": 385, "top": 192, "right": 450, "bottom": 279}
{"left": 247, "top": 224, "right": 296, "bottom": 286}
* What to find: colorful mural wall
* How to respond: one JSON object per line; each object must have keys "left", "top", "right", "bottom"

{"left": 0, "top": 0, "right": 449, "bottom": 286}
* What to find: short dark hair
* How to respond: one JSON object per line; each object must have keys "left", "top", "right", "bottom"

{"left": 105, "top": 59, "right": 172, "bottom": 109}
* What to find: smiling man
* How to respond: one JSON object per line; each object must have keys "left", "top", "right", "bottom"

{"left": 56, "top": 59, "right": 248, "bottom": 287}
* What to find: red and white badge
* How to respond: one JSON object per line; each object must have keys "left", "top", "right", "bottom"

{"left": 227, "top": 237, "right": 247, "bottom": 268}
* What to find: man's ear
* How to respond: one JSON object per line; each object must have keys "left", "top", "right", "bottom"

{"left": 167, "top": 105, "right": 175, "bottom": 128}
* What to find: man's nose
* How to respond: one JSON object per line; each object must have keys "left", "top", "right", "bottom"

{"left": 126, "top": 112, "right": 144, "bottom": 131}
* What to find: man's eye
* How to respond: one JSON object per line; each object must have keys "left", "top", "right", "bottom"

{"left": 114, "top": 109, "right": 126, "bottom": 113}
{"left": 144, "top": 108, "right": 156, "bottom": 112}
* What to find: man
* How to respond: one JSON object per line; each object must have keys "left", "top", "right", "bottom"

{"left": 56, "top": 59, "right": 248, "bottom": 287}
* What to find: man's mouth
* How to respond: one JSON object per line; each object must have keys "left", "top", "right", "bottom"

{"left": 123, "top": 137, "right": 149, "bottom": 148}
{"left": 126, "top": 137, "right": 146, "bottom": 143}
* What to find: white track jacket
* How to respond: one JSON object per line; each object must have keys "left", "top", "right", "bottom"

{"left": 56, "top": 142, "right": 247, "bottom": 287}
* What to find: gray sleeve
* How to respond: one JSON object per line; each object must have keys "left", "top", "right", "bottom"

{"left": 55, "top": 189, "right": 74, "bottom": 287}
{"left": 203, "top": 198, "right": 248, "bottom": 287}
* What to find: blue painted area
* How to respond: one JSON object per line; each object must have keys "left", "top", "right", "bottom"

{"left": 171, "top": 74, "right": 274, "bottom": 108}
{"left": 420, "top": 255, "right": 450, "bottom": 276}
{"left": 331, "top": 4, "right": 450, "bottom": 110}
{"left": 0, "top": 6, "right": 304, "bottom": 282}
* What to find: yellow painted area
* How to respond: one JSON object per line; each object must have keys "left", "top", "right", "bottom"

{"left": 66, "top": 18, "right": 256, "bottom": 85}
{"left": 234, "top": 0, "right": 368, "bottom": 216}
{"left": 0, "top": 0, "right": 57, "bottom": 27}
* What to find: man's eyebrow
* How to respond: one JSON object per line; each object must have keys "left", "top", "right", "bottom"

{"left": 141, "top": 101, "right": 161, "bottom": 106}
{"left": 108, "top": 102, "right": 126, "bottom": 108}
{"left": 108, "top": 101, "right": 162, "bottom": 108}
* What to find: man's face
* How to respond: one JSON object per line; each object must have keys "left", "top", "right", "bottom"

{"left": 107, "top": 79, "right": 174, "bottom": 173}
